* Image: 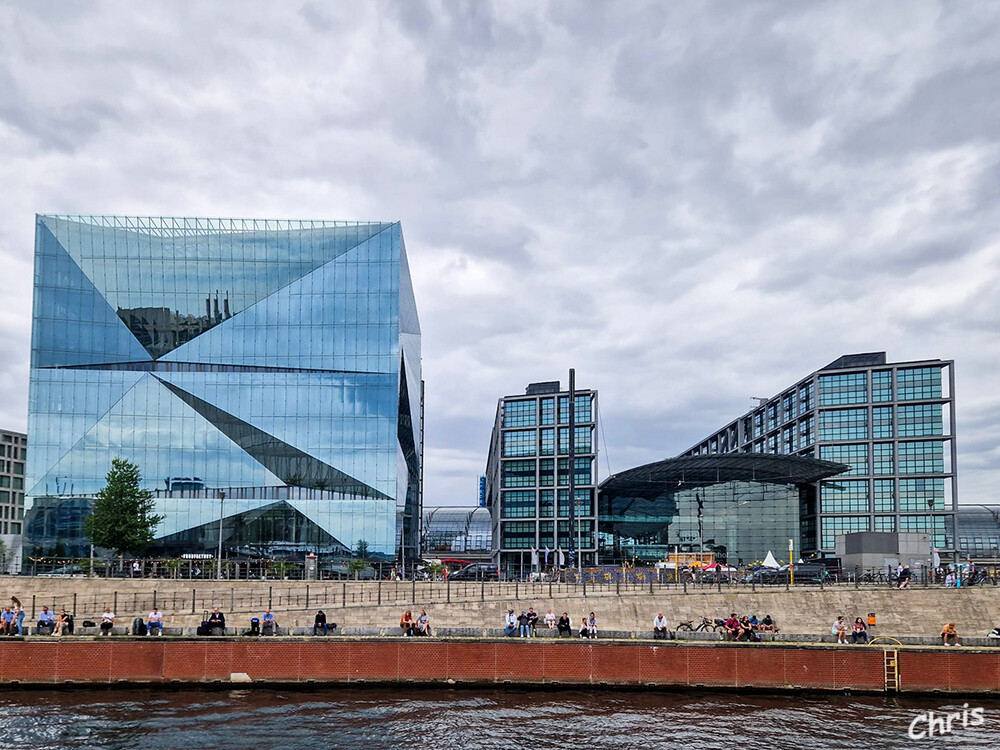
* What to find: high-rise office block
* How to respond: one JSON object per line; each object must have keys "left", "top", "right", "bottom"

{"left": 485, "top": 381, "right": 598, "bottom": 577}
{"left": 0, "top": 429, "right": 26, "bottom": 573}
{"left": 682, "top": 353, "right": 956, "bottom": 555}
{"left": 26, "top": 215, "right": 421, "bottom": 561}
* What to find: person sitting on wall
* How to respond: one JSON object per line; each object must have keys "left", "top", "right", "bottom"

{"left": 586, "top": 612, "right": 598, "bottom": 639}
{"left": 526, "top": 607, "right": 539, "bottom": 636}
{"left": 557, "top": 613, "right": 572, "bottom": 638}
{"left": 941, "top": 622, "right": 960, "bottom": 646}
{"left": 0, "top": 607, "right": 13, "bottom": 635}
{"left": 400, "top": 610, "right": 415, "bottom": 637}
{"left": 578, "top": 613, "right": 590, "bottom": 639}
{"left": 147, "top": 608, "right": 164, "bottom": 636}
{"left": 262, "top": 609, "right": 278, "bottom": 635}
{"left": 545, "top": 609, "right": 556, "bottom": 629}
{"left": 53, "top": 609, "right": 71, "bottom": 637}
{"left": 831, "top": 616, "right": 848, "bottom": 644}
{"left": 760, "top": 615, "right": 777, "bottom": 634}
{"left": 314, "top": 610, "right": 328, "bottom": 636}
{"left": 517, "top": 611, "right": 531, "bottom": 638}
{"left": 208, "top": 608, "right": 226, "bottom": 635}
{"left": 738, "top": 616, "right": 758, "bottom": 642}
{"left": 724, "top": 613, "right": 740, "bottom": 641}
{"left": 504, "top": 609, "right": 517, "bottom": 637}
{"left": 416, "top": 610, "right": 431, "bottom": 636}
{"left": 850, "top": 618, "right": 868, "bottom": 644}
{"left": 100, "top": 607, "right": 115, "bottom": 636}
{"left": 36, "top": 607, "right": 55, "bottom": 634}
{"left": 652, "top": 612, "right": 669, "bottom": 640}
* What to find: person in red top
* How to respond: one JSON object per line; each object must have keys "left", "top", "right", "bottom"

{"left": 724, "top": 613, "right": 740, "bottom": 641}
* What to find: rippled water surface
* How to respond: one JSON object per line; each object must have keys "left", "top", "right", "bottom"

{"left": 2, "top": 688, "right": 999, "bottom": 749}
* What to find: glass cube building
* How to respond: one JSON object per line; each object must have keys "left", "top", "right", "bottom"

{"left": 681, "top": 353, "right": 957, "bottom": 556}
{"left": 25, "top": 215, "right": 421, "bottom": 561}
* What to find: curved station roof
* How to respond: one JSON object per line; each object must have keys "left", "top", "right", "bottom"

{"left": 600, "top": 453, "right": 848, "bottom": 498}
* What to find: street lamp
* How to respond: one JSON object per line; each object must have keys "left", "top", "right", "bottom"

{"left": 216, "top": 489, "right": 226, "bottom": 580}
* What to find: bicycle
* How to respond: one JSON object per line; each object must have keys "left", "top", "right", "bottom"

{"left": 676, "top": 617, "right": 721, "bottom": 633}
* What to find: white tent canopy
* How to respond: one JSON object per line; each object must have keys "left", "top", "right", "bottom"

{"left": 762, "top": 550, "right": 781, "bottom": 568}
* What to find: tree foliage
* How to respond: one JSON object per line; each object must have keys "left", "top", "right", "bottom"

{"left": 355, "top": 538, "right": 369, "bottom": 558}
{"left": 84, "top": 458, "right": 164, "bottom": 556}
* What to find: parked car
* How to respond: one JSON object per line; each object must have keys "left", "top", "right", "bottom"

{"left": 37, "top": 565, "right": 85, "bottom": 577}
{"left": 448, "top": 563, "right": 499, "bottom": 581}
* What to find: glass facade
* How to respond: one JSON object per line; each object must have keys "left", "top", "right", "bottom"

{"left": 682, "top": 353, "right": 957, "bottom": 555}
{"left": 422, "top": 507, "right": 492, "bottom": 556}
{"left": 25, "top": 215, "right": 421, "bottom": 560}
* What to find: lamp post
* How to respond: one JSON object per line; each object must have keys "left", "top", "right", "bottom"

{"left": 216, "top": 489, "right": 226, "bottom": 580}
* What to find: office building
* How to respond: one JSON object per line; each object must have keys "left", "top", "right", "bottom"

{"left": 25, "top": 215, "right": 421, "bottom": 562}
{"left": 682, "top": 353, "right": 957, "bottom": 556}
{"left": 485, "top": 380, "right": 598, "bottom": 577}
{"left": 422, "top": 506, "right": 492, "bottom": 560}
{"left": 955, "top": 505, "right": 1000, "bottom": 562}
{"left": 0, "top": 429, "right": 26, "bottom": 573}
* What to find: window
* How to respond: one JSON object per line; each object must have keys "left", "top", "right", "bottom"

{"left": 872, "top": 443, "right": 894, "bottom": 476}
{"left": 821, "top": 480, "right": 869, "bottom": 513}
{"left": 12, "top": 462, "right": 23, "bottom": 475}
{"left": 798, "top": 416, "right": 814, "bottom": 448}
{"left": 872, "top": 370, "right": 892, "bottom": 402}
{"left": 872, "top": 406, "right": 893, "bottom": 439}
{"left": 539, "top": 489, "right": 554, "bottom": 517}
{"left": 899, "top": 515, "right": 949, "bottom": 548}
{"left": 898, "top": 441, "right": 944, "bottom": 474}
{"left": 502, "top": 460, "right": 535, "bottom": 488}
{"left": 574, "top": 426, "right": 592, "bottom": 453}
{"left": 503, "top": 430, "right": 536, "bottom": 457}
{"left": 818, "top": 408, "right": 868, "bottom": 441}
{"left": 821, "top": 516, "right": 870, "bottom": 549}
{"left": 899, "top": 478, "right": 945, "bottom": 511}
{"left": 540, "top": 398, "right": 555, "bottom": 425}
{"left": 540, "top": 429, "right": 554, "bottom": 456}
{"left": 500, "top": 521, "right": 535, "bottom": 549}
{"left": 818, "top": 372, "right": 867, "bottom": 406}
{"left": 820, "top": 444, "right": 868, "bottom": 475}
{"left": 539, "top": 459, "right": 554, "bottom": 487}
{"left": 897, "top": 367, "right": 942, "bottom": 401}
{"left": 798, "top": 382, "right": 814, "bottom": 414}
{"left": 873, "top": 479, "right": 895, "bottom": 512}
{"left": 501, "top": 490, "right": 536, "bottom": 518}
{"left": 898, "top": 403, "right": 943, "bottom": 437}
{"left": 575, "top": 395, "right": 592, "bottom": 423}
{"left": 503, "top": 400, "right": 536, "bottom": 427}
{"left": 874, "top": 517, "right": 896, "bottom": 532}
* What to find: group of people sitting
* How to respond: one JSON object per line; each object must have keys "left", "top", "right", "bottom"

{"left": 830, "top": 616, "right": 871, "bottom": 644}
{"left": 399, "top": 609, "right": 431, "bottom": 636}
{"left": 724, "top": 613, "right": 778, "bottom": 642}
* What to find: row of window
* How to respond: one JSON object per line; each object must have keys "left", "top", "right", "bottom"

{"left": 820, "top": 514, "right": 950, "bottom": 549}
{"left": 502, "top": 395, "right": 594, "bottom": 428}
{"left": 502, "top": 427, "right": 593, "bottom": 457}
{"left": 818, "top": 367, "right": 943, "bottom": 406}
{"left": 501, "top": 458, "right": 594, "bottom": 488}
{"left": 500, "top": 488, "right": 595, "bottom": 518}
{"left": 819, "top": 478, "right": 948, "bottom": 513}
{"left": 0, "top": 443, "right": 24, "bottom": 459}
{"left": 697, "top": 397, "right": 947, "bottom": 457}
{"left": 818, "top": 441, "right": 947, "bottom": 476}
{"left": 499, "top": 520, "right": 595, "bottom": 550}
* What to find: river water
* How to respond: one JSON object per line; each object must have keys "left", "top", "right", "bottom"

{"left": 1, "top": 688, "right": 998, "bottom": 749}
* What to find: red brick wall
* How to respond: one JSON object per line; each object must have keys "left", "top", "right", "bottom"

{"left": 1, "top": 640, "right": 993, "bottom": 694}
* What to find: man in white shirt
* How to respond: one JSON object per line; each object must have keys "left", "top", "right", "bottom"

{"left": 147, "top": 608, "right": 164, "bottom": 636}
{"left": 544, "top": 609, "right": 556, "bottom": 629}
{"left": 504, "top": 609, "right": 517, "bottom": 637}
{"left": 100, "top": 608, "right": 115, "bottom": 636}
{"left": 653, "top": 612, "right": 669, "bottom": 640}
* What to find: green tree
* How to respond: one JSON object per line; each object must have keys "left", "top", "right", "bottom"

{"left": 355, "top": 538, "right": 369, "bottom": 558}
{"left": 84, "top": 458, "right": 164, "bottom": 557}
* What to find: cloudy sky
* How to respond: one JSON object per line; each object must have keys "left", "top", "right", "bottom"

{"left": 1, "top": 1, "right": 998, "bottom": 506}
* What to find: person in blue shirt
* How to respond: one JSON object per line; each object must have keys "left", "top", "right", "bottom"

{"left": 262, "top": 608, "right": 277, "bottom": 635}
{"left": 36, "top": 606, "right": 56, "bottom": 633}
{"left": 0, "top": 607, "right": 13, "bottom": 634}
